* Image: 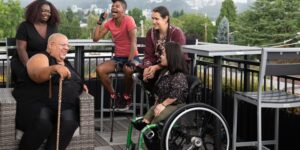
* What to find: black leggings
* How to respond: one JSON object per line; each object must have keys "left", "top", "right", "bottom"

{"left": 19, "top": 106, "right": 79, "bottom": 150}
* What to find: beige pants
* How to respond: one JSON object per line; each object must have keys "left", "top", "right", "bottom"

{"left": 144, "top": 103, "right": 184, "bottom": 124}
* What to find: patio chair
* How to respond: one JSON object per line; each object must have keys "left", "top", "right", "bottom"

{"left": 5, "top": 38, "right": 16, "bottom": 88}
{"left": 232, "top": 48, "right": 300, "bottom": 150}
{"left": 0, "top": 88, "right": 95, "bottom": 150}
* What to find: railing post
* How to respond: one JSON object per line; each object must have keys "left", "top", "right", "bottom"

{"left": 243, "top": 55, "right": 250, "bottom": 92}
{"left": 74, "top": 46, "right": 84, "bottom": 79}
{"left": 213, "top": 56, "right": 223, "bottom": 150}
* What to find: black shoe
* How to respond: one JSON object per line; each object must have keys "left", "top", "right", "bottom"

{"left": 114, "top": 98, "right": 128, "bottom": 110}
{"left": 132, "top": 120, "right": 147, "bottom": 130}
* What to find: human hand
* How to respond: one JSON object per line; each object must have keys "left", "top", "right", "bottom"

{"left": 143, "top": 67, "right": 150, "bottom": 81}
{"left": 83, "top": 84, "right": 89, "bottom": 93}
{"left": 97, "top": 11, "right": 108, "bottom": 25}
{"left": 99, "top": 11, "right": 108, "bottom": 22}
{"left": 125, "top": 60, "right": 136, "bottom": 71}
{"left": 143, "top": 66, "right": 156, "bottom": 81}
{"left": 154, "top": 103, "right": 165, "bottom": 117}
{"left": 53, "top": 65, "right": 71, "bottom": 80}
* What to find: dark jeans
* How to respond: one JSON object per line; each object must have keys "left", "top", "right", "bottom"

{"left": 18, "top": 103, "right": 79, "bottom": 150}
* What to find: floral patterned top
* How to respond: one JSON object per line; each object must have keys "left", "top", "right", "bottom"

{"left": 154, "top": 71, "right": 188, "bottom": 105}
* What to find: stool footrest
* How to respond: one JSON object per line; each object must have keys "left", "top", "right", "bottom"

{"left": 235, "top": 140, "right": 276, "bottom": 147}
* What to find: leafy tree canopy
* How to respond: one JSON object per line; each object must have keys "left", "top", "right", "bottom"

{"left": 0, "top": 0, "right": 23, "bottom": 38}
{"left": 216, "top": 0, "right": 237, "bottom": 28}
{"left": 59, "top": 8, "right": 88, "bottom": 39}
{"left": 172, "top": 9, "right": 184, "bottom": 18}
{"left": 235, "top": 0, "right": 300, "bottom": 46}
{"left": 175, "top": 13, "right": 215, "bottom": 42}
{"left": 217, "top": 17, "right": 233, "bottom": 44}
{"left": 128, "top": 7, "right": 146, "bottom": 27}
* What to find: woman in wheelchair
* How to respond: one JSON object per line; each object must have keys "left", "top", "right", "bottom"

{"left": 135, "top": 41, "right": 188, "bottom": 128}
{"left": 131, "top": 42, "right": 188, "bottom": 147}
{"left": 127, "top": 43, "right": 230, "bottom": 150}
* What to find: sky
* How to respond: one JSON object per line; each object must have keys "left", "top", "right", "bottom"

{"left": 233, "top": 0, "right": 248, "bottom": 3}
{"left": 19, "top": 0, "right": 253, "bottom": 8}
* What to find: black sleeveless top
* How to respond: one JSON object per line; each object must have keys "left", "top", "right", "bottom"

{"left": 12, "top": 52, "right": 83, "bottom": 106}
{"left": 15, "top": 21, "right": 57, "bottom": 57}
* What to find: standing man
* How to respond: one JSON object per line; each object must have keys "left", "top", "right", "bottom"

{"left": 92, "top": 0, "right": 139, "bottom": 109}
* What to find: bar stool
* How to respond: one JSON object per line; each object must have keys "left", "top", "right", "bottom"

{"left": 99, "top": 72, "right": 149, "bottom": 132}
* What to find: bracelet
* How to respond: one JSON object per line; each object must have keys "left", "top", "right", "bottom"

{"left": 161, "top": 103, "right": 166, "bottom": 107}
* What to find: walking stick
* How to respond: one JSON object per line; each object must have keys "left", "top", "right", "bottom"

{"left": 110, "top": 63, "right": 119, "bottom": 142}
{"left": 56, "top": 79, "right": 63, "bottom": 150}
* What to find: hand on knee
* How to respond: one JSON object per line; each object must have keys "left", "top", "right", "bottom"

{"left": 123, "top": 66, "right": 134, "bottom": 75}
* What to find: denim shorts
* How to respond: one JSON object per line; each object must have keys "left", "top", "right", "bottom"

{"left": 112, "top": 56, "right": 140, "bottom": 70}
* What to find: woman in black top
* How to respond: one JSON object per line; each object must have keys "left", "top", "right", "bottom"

{"left": 12, "top": 0, "right": 60, "bottom": 84}
{"left": 13, "top": 33, "right": 87, "bottom": 150}
{"left": 133, "top": 42, "right": 188, "bottom": 150}
{"left": 139, "top": 41, "right": 188, "bottom": 124}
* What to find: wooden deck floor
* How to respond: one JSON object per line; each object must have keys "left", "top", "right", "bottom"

{"left": 94, "top": 117, "right": 140, "bottom": 150}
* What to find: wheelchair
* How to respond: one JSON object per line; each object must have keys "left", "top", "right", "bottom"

{"left": 126, "top": 75, "right": 230, "bottom": 150}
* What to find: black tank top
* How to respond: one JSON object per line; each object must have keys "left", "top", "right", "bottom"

{"left": 12, "top": 52, "right": 83, "bottom": 106}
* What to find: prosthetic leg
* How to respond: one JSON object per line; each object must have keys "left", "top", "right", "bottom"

{"left": 110, "top": 63, "right": 120, "bottom": 142}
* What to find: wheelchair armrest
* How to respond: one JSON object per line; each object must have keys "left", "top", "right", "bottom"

{"left": 132, "top": 116, "right": 144, "bottom": 122}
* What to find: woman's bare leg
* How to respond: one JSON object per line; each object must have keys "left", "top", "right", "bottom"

{"left": 96, "top": 60, "right": 116, "bottom": 95}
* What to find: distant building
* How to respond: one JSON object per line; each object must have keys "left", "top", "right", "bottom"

{"left": 148, "top": 0, "right": 163, "bottom": 3}
{"left": 80, "top": 21, "right": 87, "bottom": 28}
{"left": 142, "top": 9, "right": 151, "bottom": 18}
{"left": 71, "top": 5, "right": 83, "bottom": 13}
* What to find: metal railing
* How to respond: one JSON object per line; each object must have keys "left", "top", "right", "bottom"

{"left": 2, "top": 40, "right": 300, "bottom": 149}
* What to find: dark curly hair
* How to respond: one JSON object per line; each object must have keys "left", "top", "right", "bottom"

{"left": 111, "top": 0, "right": 127, "bottom": 10}
{"left": 25, "top": 0, "right": 60, "bottom": 25}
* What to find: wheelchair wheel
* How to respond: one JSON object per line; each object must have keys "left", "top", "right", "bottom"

{"left": 160, "top": 103, "right": 230, "bottom": 150}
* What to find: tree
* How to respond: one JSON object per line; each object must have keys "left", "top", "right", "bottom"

{"left": 128, "top": 8, "right": 146, "bottom": 27}
{"left": 176, "top": 13, "right": 215, "bottom": 42}
{"left": 86, "top": 12, "right": 98, "bottom": 38}
{"left": 172, "top": 9, "right": 184, "bottom": 18}
{"left": 217, "top": 17, "right": 228, "bottom": 44}
{"left": 216, "top": 0, "right": 237, "bottom": 29}
{"left": 59, "top": 8, "right": 88, "bottom": 39}
{"left": 0, "top": 0, "right": 23, "bottom": 38}
{"left": 235, "top": 0, "right": 300, "bottom": 46}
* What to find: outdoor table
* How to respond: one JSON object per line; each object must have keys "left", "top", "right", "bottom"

{"left": 183, "top": 42, "right": 262, "bottom": 112}
{"left": 183, "top": 43, "right": 262, "bottom": 149}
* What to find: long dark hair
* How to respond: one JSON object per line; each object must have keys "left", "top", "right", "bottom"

{"left": 25, "top": 0, "right": 60, "bottom": 25}
{"left": 164, "top": 42, "right": 188, "bottom": 74}
{"left": 152, "top": 6, "right": 170, "bottom": 41}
